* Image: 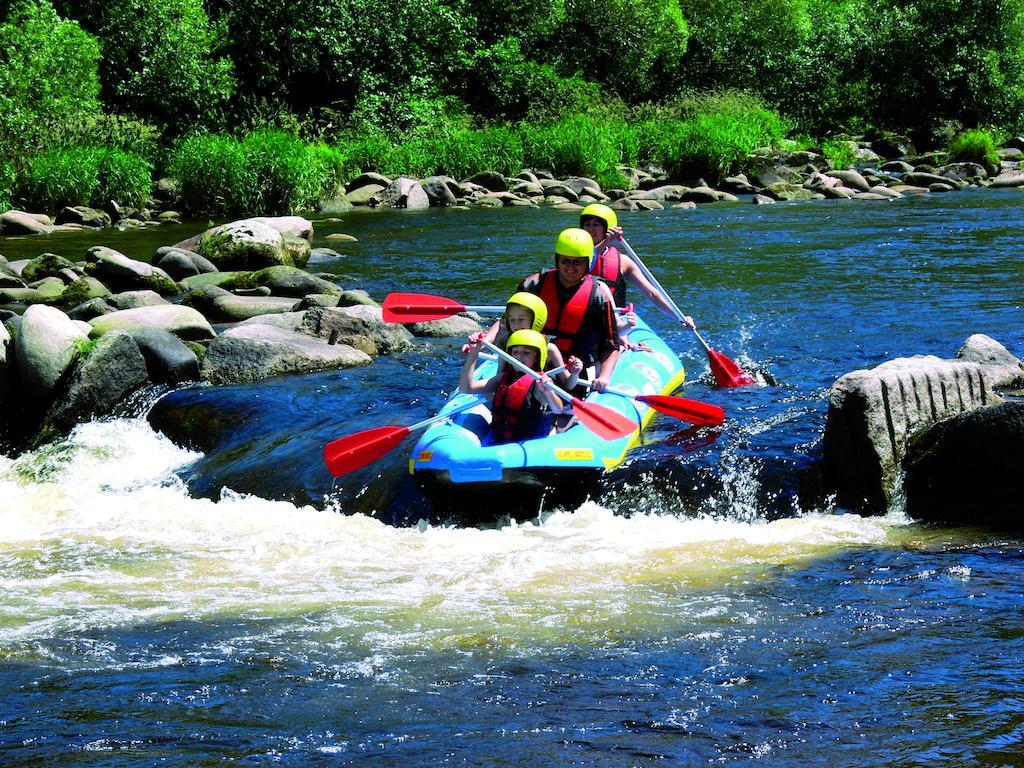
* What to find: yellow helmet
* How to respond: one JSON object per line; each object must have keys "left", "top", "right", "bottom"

{"left": 554, "top": 227, "right": 594, "bottom": 261}
{"left": 506, "top": 329, "right": 547, "bottom": 371}
{"left": 505, "top": 291, "right": 548, "bottom": 333}
{"left": 580, "top": 203, "right": 617, "bottom": 232}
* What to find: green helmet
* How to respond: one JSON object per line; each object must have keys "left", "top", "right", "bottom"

{"left": 505, "top": 291, "right": 548, "bottom": 333}
{"left": 506, "top": 329, "right": 548, "bottom": 371}
{"left": 554, "top": 227, "right": 594, "bottom": 262}
{"left": 580, "top": 203, "right": 617, "bottom": 232}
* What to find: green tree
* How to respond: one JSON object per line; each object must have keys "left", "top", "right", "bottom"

{"left": 55, "top": 0, "right": 234, "bottom": 126}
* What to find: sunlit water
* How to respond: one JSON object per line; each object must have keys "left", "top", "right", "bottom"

{"left": 1, "top": 192, "right": 1022, "bottom": 765}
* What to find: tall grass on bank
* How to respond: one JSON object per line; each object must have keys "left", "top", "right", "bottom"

{"left": 169, "top": 129, "right": 345, "bottom": 215}
{"left": 946, "top": 128, "right": 1000, "bottom": 170}
{"left": 20, "top": 146, "right": 152, "bottom": 211}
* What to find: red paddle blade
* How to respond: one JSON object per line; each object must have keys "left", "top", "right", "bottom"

{"left": 324, "top": 425, "right": 410, "bottom": 477}
{"left": 382, "top": 292, "right": 466, "bottom": 323}
{"left": 707, "top": 349, "right": 756, "bottom": 388}
{"left": 571, "top": 398, "right": 637, "bottom": 440}
{"left": 635, "top": 394, "right": 725, "bottom": 426}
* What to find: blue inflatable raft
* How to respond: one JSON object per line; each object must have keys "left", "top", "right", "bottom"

{"left": 409, "top": 314, "right": 686, "bottom": 517}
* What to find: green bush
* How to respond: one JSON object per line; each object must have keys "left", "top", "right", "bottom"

{"left": 47, "top": 113, "right": 162, "bottom": 164}
{"left": 0, "top": 0, "right": 100, "bottom": 161}
{"left": 822, "top": 138, "right": 857, "bottom": 170}
{"left": 21, "top": 146, "right": 152, "bottom": 211}
{"left": 946, "top": 128, "right": 1000, "bottom": 170}
{"left": 636, "top": 93, "right": 789, "bottom": 182}
{"left": 169, "top": 129, "right": 345, "bottom": 215}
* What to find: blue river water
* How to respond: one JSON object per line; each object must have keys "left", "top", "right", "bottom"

{"left": 1, "top": 190, "right": 1022, "bottom": 765}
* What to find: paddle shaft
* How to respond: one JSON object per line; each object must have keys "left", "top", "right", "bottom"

{"left": 619, "top": 237, "right": 714, "bottom": 354}
{"left": 480, "top": 339, "right": 575, "bottom": 403}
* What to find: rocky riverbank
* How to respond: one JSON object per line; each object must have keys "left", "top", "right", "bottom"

{"left": 0, "top": 215, "right": 482, "bottom": 452}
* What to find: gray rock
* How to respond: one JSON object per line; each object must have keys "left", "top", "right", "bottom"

{"left": 403, "top": 313, "right": 483, "bottom": 338}
{"left": 89, "top": 304, "right": 216, "bottom": 340}
{"left": 308, "top": 247, "right": 345, "bottom": 265}
{"left": 752, "top": 194, "right": 775, "bottom": 205}
{"left": 200, "top": 324, "right": 372, "bottom": 384}
{"left": 867, "top": 185, "right": 903, "bottom": 199}
{"left": 107, "top": 290, "right": 169, "bottom": 310}
{"left": 55, "top": 206, "right": 111, "bottom": 228}
{"left": 155, "top": 247, "right": 218, "bottom": 280}
{"left": 510, "top": 181, "right": 544, "bottom": 197}
{"left": 179, "top": 271, "right": 244, "bottom": 291}
{"left": 38, "top": 331, "right": 148, "bottom": 440}
{"left": 218, "top": 265, "right": 341, "bottom": 298}
{"left": 611, "top": 198, "right": 640, "bottom": 211}
{"left": 632, "top": 185, "right": 688, "bottom": 202}
{"left": 346, "top": 172, "right": 392, "bottom": 193}
{"left": 542, "top": 183, "right": 579, "bottom": 202}
{"left": 375, "top": 178, "right": 430, "bottom": 210}
{"left": 67, "top": 297, "right": 117, "bottom": 321}
{"left": 128, "top": 327, "right": 200, "bottom": 384}
{"left": 85, "top": 246, "right": 181, "bottom": 295}
{"left": 250, "top": 216, "right": 314, "bottom": 242}
{"left": 57, "top": 277, "right": 111, "bottom": 309}
{"left": 871, "top": 134, "right": 916, "bottom": 159}
{"left": 183, "top": 284, "right": 299, "bottom": 322}
{"left": 282, "top": 233, "right": 312, "bottom": 268}
{"left": 301, "top": 304, "right": 413, "bottom": 355}
{"left": 562, "top": 177, "right": 603, "bottom": 197}
{"left": 880, "top": 160, "right": 915, "bottom": 174}
{"left": 826, "top": 169, "right": 871, "bottom": 192}
{"left": 467, "top": 171, "right": 508, "bottom": 192}
{"left": 905, "top": 171, "right": 959, "bottom": 188}
{"left": 937, "top": 162, "right": 988, "bottom": 181}
{"left": 928, "top": 182, "right": 957, "bottom": 193}
{"left": 0, "top": 210, "right": 52, "bottom": 235}
{"left": 15, "top": 304, "right": 89, "bottom": 397}
{"left": 22, "top": 253, "right": 81, "bottom": 283}
{"left": 194, "top": 219, "right": 293, "bottom": 270}
{"left": 680, "top": 186, "right": 720, "bottom": 204}
{"left": 988, "top": 171, "right": 1024, "bottom": 188}
{"left": 956, "top": 333, "right": 1024, "bottom": 387}
{"left": 421, "top": 176, "right": 460, "bottom": 206}
{"left": 346, "top": 184, "right": 385, "bottom": 206}
{"left": 515, "top": 170, "right": 540, "bottom": 184}
{"left": 318, "top": 184, "right": 355, "bottom": 213}
{"left": 820, "top": 341, "right": 1022, "bottom": 514}
{"left": 904, "top": 401, "right": 1024, "bottom": 528}
{"left": 635, "top": 199, "right": 664, "bottom": 210}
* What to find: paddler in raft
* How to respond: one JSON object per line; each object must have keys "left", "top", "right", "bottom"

{"left": 459, "top": 329, "right": 567, "bottom": 444}
{"left": 463, "top": 291, "right": 584, "bottom": 391}
{"left": 517, "top": 227, "right": 621, "bottom": 393}
{"left": 577, "top": 203, "right": 696, "bottom": 338}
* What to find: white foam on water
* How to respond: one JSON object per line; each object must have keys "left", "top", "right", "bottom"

{"left": 0, "top": 417, "right": 912, "bottom": 654}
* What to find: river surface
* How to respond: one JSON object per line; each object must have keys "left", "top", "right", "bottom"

{"left": 1, "top": 191, "right": 1023, "bottom": 765}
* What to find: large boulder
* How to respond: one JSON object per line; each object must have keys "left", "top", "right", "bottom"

{"left": 0, "top": 210, "right": 51, "bottom": 235}
{"left": 15, "top": 304, "right": 89, "bottom": 398}
{"left": 989, "top": 170, "right": 1024, "bottom": 188}
{"left": 904, "top": 401, "right": 1024, "bottom": 529}
{"left": 88, "top": 305, "right": 215, "bottom": 340}
{"left": 375, "top": 177, "right": 430, "bottom": 210}
{"left": 821, "top": 336, "right": 1023, "bottom": 514}
{"left": 128, "top": 327, "right": 200, "bottom": 384}
{"left": 36, "top": 331, "right": 149, "bottom": 442}
{"left": 185, "top": 283, "right": 299, "bottom": 322}
{"left": 200, "top": 324, "right": 372, "bottom": 384}
{"left": 403, "top": 313, "right": 483, "bottom": 338}
{"left": 826, "top": 169, "right": 871, "bottom": 192}
{"left": 85, "top": 246, "right": 181, "bottom": 295}
{"left": 55, "top": 206, "right": 111, "bottom": 228}
{"left": 300, "top": 305, "right": 414, "bottom": 355}
{"left": 22, "top": 253, "right": 81, "bottom": 283}
{"left": 219, "top": 265, "right": 340, "bottom": 297}
{"left": 421, "top": 176, "right": 460, "bottom": 206}
{"left": 250, "top": 216, "right": 314, "bottom": 242}
{"left": 155, "top": 247, "right": 217, "bottom": 280}
{"left": 194, "top": 219, "right": 295, "bottom": 270}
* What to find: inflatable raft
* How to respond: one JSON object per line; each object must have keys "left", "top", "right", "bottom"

{"left": 409, "top": 314, "right": 686, "bottom": 518}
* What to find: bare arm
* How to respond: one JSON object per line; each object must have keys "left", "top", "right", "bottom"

{"left": 459, "top": 344, "right": 498, "bottom": 395}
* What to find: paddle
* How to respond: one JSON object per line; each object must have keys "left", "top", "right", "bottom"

{"left": 480, "top": 339, "right": 636, "bottom": 441}
{"left": 383, "top": 292, "right": 634, "bottom": 324}
{"left": 324, "top": 398, "right": 484, "bottom": 477}
{"left": 577, "top": 378, "right": 725, "bottom": 427}
{"left": 618, "top": 238, "right": 756, "bottom": 387}
{"left": 382, "top": 292, "right": 505, "bottom": 323}
{"left": 324, "top": 362, "right": 567, "bottom": 477}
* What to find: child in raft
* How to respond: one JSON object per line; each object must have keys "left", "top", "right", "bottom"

{"left": 464, "top": 291, "right": 583, "bottom": 391}
{"left": 459, "top": 329, "right": 566, "bottom": 444}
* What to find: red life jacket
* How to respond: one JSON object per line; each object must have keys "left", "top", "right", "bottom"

{"left": 491, "top": 368, "right": 542, "bottom": 444}
{"left": 538, "top": 270, "right": 596, "bottom": 355}
{"left": 591, "top": 245, "right": 625, "bottom": 306}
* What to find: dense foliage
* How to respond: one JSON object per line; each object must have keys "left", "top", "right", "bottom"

{"left": 3, "top": 0, "right": 1024, "bottom": 214}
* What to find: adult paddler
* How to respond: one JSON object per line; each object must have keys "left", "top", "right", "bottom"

{"left": 518, "top": 228, "right": 620, "bottom": 393}
{"left": 579, "top": 203, "right": 695, "bottom": 332}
